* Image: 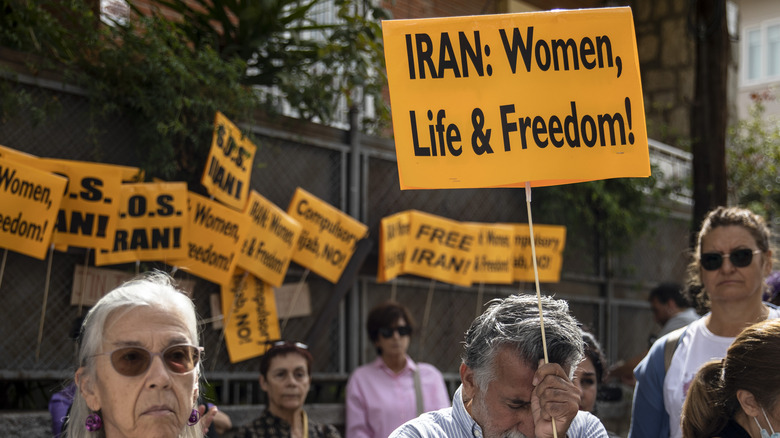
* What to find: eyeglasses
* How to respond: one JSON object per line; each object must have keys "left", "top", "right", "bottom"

{"left": 378, "top": 326, "right": 412, "bottom": 338}
{"left": 265, "top": 340, "right": 308, "bottom": 350}
{"left": 700, "top": 249, "right": 762, "bottom": 271}
{"left": 94, "top": 344, "right": 203, "bottom": 377}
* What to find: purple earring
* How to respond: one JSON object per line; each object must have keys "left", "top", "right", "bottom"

{"left": 85, "top": 412, "right": 102, "bottom": 431}
{"left": 188, "top": 408, "right": 200, "bottom": 426}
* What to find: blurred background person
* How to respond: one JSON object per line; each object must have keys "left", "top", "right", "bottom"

{"left": 66, "top": 271, "right": 205, "bottom": 438}
{"left": 648, "top": 282, "right": 699, "bottom": 342}
{"left": 609, "top": 282, "right": 700, "bottom": 388}
{"left": 681, "top": 318, "right": 780, "bottom": 438}
{"left": 629, "top": 206, "right": 779, "bottom": 438}
{"left": 576, "top": 330, "right": 621, "bottom": 438}
{"left": 232, "top": 341, "right": 340, "bottom": 438}
{"left": 345, "top": 301, "right": 449, "bottom": 438}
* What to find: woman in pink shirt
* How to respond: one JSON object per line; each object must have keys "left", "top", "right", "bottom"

{"left": 345, "top": 301, "right": 450, "bottom": 438}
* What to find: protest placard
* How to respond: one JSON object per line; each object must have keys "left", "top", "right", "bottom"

{"left": 94, "top": 182, "right": 189, "bottom": 266}
{"left": 511, "top": 223, "right": 566, "bottom": 282}
{"left": 382, "top": 7, "right": 649, "bottom": 189}
{"left": 37, "top": 159, "right": 128, "bottom": 250}
{"left": 169, "top": 191, "right": 250, "bottom": 285}
{"left": 377, "top": 210, "right": 412, "bottom": 282}
{"left": 221, "top": 273, "right": 280, "bottom": 363}
{"left": 201, "top": 112, "right": 257, "bottom": 211}
{"left": 403, "top": 210, "right": 478, "bottom": 287}
{"left": 287, "top": 188, "right": 368, "bottom": 283}
{"left": 467, "top": 222, "right": 514, "bottom": 285}
{"left": 238, "top": 191, "right": 302, "bottom": 287}
{"left": 0, "top": 156, "right": 67, "bottom": 259}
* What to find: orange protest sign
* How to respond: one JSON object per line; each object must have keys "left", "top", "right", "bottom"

{"left": 38, "top": 159, "right": 128, "bottom": 250}
{"left": 0, "top": 156, "right": 67, "bottom": 259}
{"left": 221, "top": 273, "right": 281, "bottom": 363}
{"left": 377, "top": 211, "right": 412, "bottom": 283}
{"left": 238, "top": 191, "right": 302, "bottom": 287}
{"left": 511, "top": 224, "right": 566, "bottom": 282}
{"left": 94, "top": 182, "right": 189, "bottom": 266}
{"left": 169, "top": 191, "right": 250, "bottom": 285}
{"left": 382, "top": 7, "right": 649, "bottom": 189}
{"left": 467, "top": 222, "right": 514, "bottom": 285}
{"left": 201, "top": 111, "right": 257, "bottom": 211}
{"left": 286, "top": 188, "right": 368, "bottom": 283}
{"left": 403, "top": 210, "right": 478, "bottom": 287}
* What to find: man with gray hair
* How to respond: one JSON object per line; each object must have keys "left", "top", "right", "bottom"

{"left": 389, "top": 294, "right": 608, "bottom": 438}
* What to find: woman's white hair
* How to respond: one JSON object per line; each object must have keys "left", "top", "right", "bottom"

{"left": 65, "top": 270, "right": 203, "bottom": 438}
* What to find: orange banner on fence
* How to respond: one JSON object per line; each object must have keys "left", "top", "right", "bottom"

{"left": 221, "top": 273, "right": 280, "bottom": 363}
{"left": 0, "top": 156, "right": 67, "bottom": 259}
{"left": 169, "top": 191, "right": 250, "bottom": 286}
{"left": 94, "top": 182, "right": 189, "bottom": 266}
{"left": 238, "top": 191, "right": 302, "bottom": 287}
{"left": 201, "top": 111, "right": 257, "bottom": 211}
{"left": 511, "top": 224, "right": 567, "bottom": 282}
{"left": 382, "top": 7, "right": 649, "bottom": 189}
{"left": 287, "top": 188, "right": 368, "bottom": 283}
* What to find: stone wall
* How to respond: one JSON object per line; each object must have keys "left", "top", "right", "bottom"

{"left": 629, "top": 0, "right": 696, "bottom": 147}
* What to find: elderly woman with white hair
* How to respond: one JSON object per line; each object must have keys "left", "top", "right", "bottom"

{"left": 66, "top": 271, "right": 205, "bottom": 438}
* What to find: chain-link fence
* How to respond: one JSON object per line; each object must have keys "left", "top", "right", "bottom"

{"left": 0, "top": 70, "right": 692, "bottom": 431}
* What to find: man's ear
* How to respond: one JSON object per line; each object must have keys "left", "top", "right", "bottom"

{"left": 737, "top": 389, "right": 761, "bottom": 418}
{"left": 75, "top": 367, "right": 101, "bottom": 412}
{"left": 460, "top": 363, "right": 476, "bottom": 402}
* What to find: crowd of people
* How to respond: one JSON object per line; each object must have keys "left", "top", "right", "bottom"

{"left": 47, "top": 205, "right": 780, "bottom": 438}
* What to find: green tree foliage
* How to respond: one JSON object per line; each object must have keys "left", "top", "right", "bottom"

{"left": 140, "top": 0, "right": 390, "bottom": 129}
{"left": 727, "top": 91, "right": 780, "bottom": 223}
{"left": 0, "top": 0, "right": 389, "bottom": 183}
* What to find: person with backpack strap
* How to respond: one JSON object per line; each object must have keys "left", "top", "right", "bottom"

{"left": 629, "top": 206, "right": 780, "bottom": 438}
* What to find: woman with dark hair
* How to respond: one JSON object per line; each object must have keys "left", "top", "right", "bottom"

{"left": 233, "top": 341, "right": 340, "bottom": 438}
{"left": 630, "top": 206, "right": 780, "bottom": 438}
{"left": 345, "top": 301, "right": 449, "bottom": 438}
{"left": 681, "top": 318, "right": 780, "bottom": 438}
{"left": 575, "top": 331, "right": 607, "bottom": 414}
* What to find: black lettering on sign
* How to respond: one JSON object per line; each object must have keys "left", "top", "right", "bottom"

{"left": 112, "top": 227, "right": 182, "bottom": 251}
{"left": 414, "top": 224, "right": 473, "bottom": 251}
{"left": 207, "top": 156, "right": 243, "bottom": 200}
{"left": 55, "top": 211, "right": 110, "bottom": 238}
{"left": 409, "top": 247, "right": 472, "bottom": 273}
{"left": 0, "top": 166, "right": 54, "bottom": 209}
{"left": 0, "top": 211, "right": 47, "bottom": 241}
{"left": 405, "top": 31, "right": 488, "bottom": 79}
{"left": 498, "top": 26, "right": 622, "bottom": 77}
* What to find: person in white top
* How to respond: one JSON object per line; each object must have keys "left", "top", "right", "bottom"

{"left": 630, "top": 206, "right": 779, "bottom": 438}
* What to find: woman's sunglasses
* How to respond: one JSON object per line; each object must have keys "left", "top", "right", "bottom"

{"left": 378, "top": 326, "right": 412, "bottom": 338}
{"left": 95, "top": 344, "right": 203, "bottom": 377}
{"left": 700, "top": 249, "right": 761, "bottom": 271}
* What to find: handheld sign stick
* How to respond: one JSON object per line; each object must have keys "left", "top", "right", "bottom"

{"left": 35, "top": 244, "right": 55, "bottom": 362}
{"left": 77, "top": 250, "right": 91, "bottom": 315}
{"left": 525, "top": 182, "right": 557, "bottom": 438}
{"left": 0, "top": 249, "right": 7, "bottom": 290}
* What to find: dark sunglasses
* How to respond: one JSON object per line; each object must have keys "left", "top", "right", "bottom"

{"left": 378, "top": 326, "right": 412, "bottom": 338}
{"left": 700, "top": 249, "right": 761, "bottom": 271}
{"left": 266, "top": 340, "right": 308, "bottom": 349}
{"left": 95, "top": 344, "right": 203, "bottom": 377}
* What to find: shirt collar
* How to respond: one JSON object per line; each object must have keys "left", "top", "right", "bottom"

{"left": 452, "top": 384, "right": 484, "bottom": 438}
{"left": 372, "top": 355, "right": 417, "bottom": 373}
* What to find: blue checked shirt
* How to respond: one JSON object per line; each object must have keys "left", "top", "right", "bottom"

{"left": 389, "top": 385, "right": 609, "bottom": 438}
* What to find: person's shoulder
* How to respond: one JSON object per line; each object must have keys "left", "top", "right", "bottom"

{"left": 310, "top": 421, "right": 342, "bottom": 438}
{"left": 569, "top": 411, "right": 608, "bottom": 438}
{"left": 388, "top": 411, "right": 455, "bottom": 438}
{"left": 415, "top": 362, "right": 444, "bottom": 376}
